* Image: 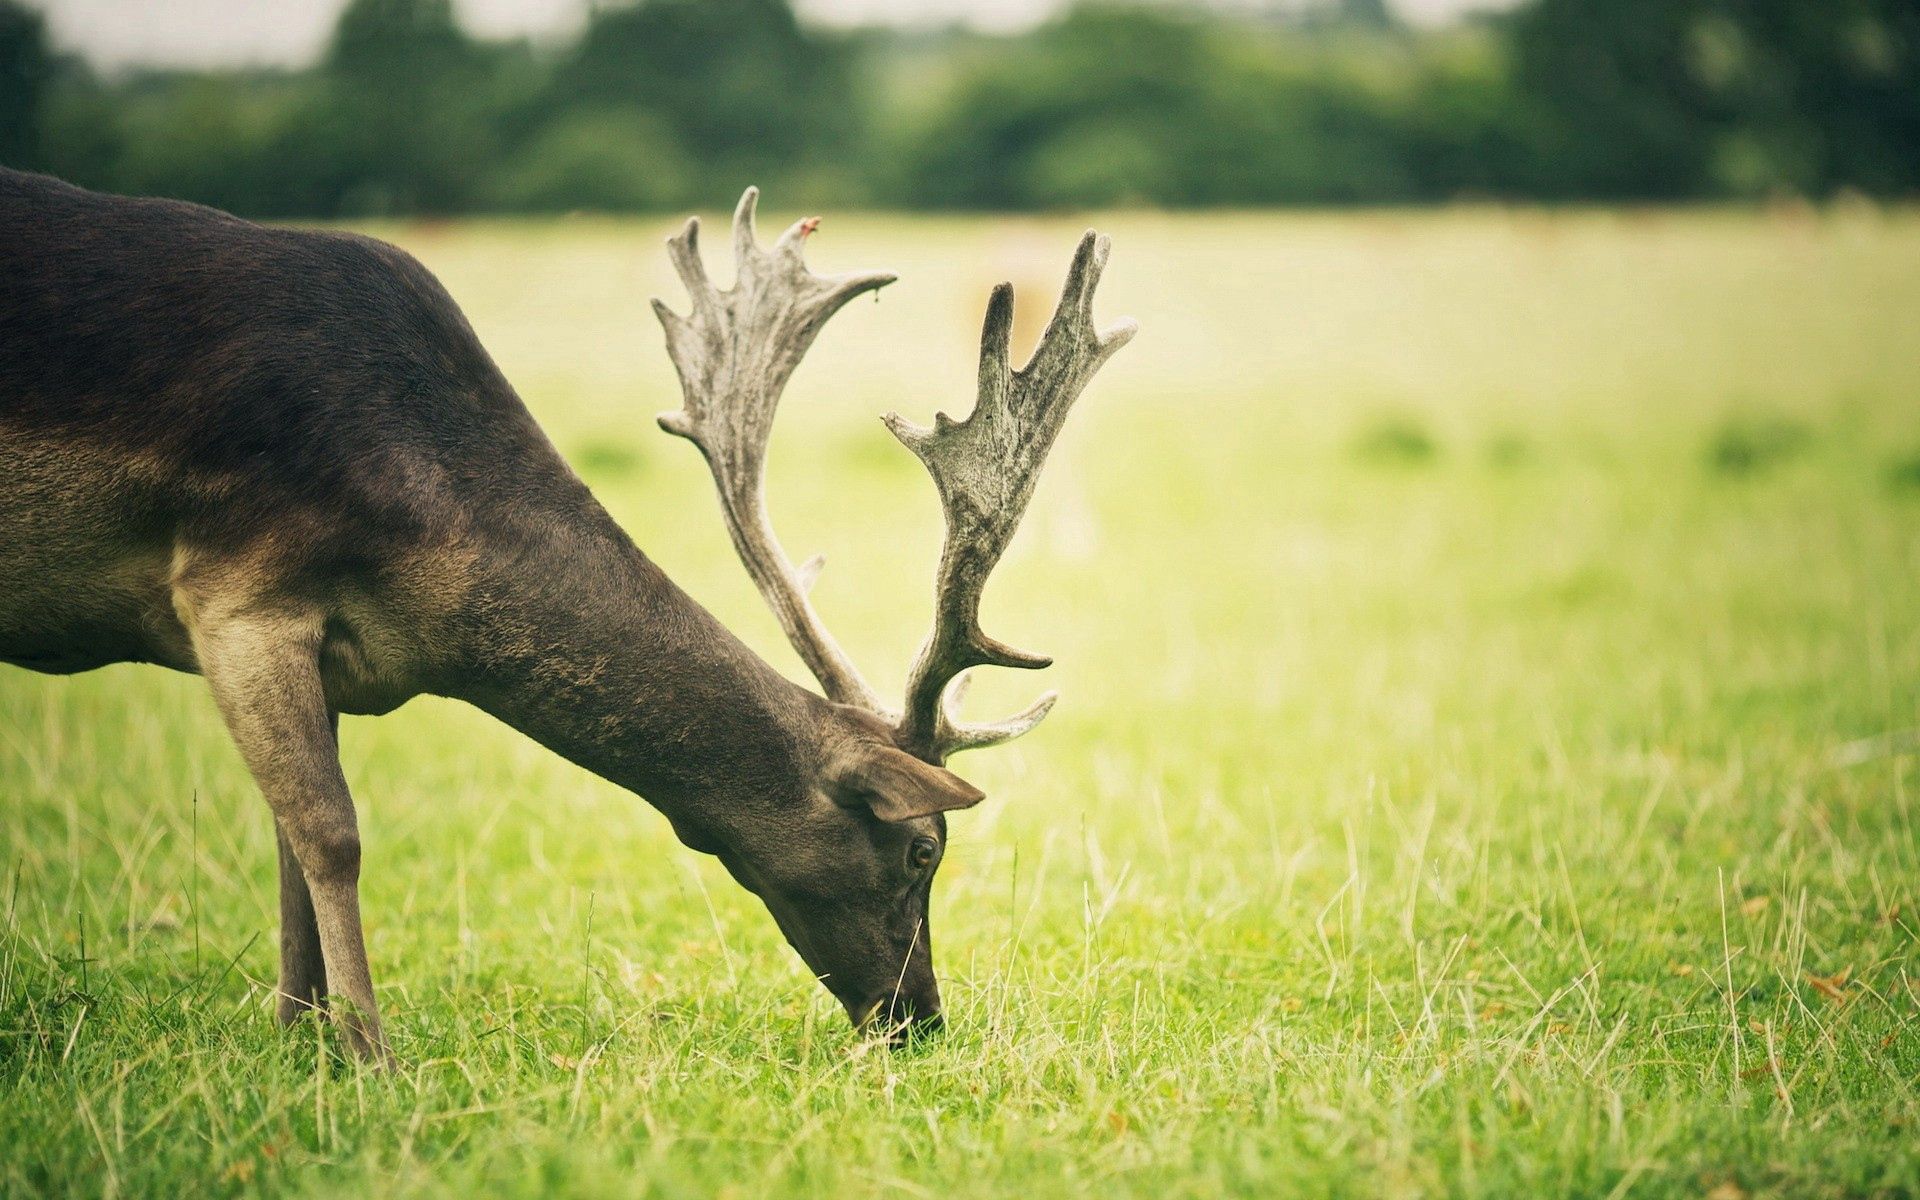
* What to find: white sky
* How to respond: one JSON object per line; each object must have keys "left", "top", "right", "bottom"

{"left": 37, "top": 0, "right": 1518, "bottom": 71}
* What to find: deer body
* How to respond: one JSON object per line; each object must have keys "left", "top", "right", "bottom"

{"left": 1, "top": 169, "right": 812, "bottom": 806}
{"left": 0, "top": 168, "right": 1131, "bottom": 1061}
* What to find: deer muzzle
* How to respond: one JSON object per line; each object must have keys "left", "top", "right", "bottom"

{"left": 851, "top": 986, "right": 944, "bottom": 1045}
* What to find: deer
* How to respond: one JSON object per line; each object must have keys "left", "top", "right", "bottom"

{"left": 0, "top": 167, "right": 1134, "bottom": 1063}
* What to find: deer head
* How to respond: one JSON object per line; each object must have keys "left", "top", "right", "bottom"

{"left": 652, "top": 189, "right": 1135, "bottom": 1037}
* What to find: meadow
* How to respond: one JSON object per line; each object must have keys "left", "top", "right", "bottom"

{"left": 2, "top": 204, "right": 1917, "bottom": 1198}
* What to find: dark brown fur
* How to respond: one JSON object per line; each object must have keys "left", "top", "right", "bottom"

{"left": 0, "top": 168, "right": 979, "bottom": 1058}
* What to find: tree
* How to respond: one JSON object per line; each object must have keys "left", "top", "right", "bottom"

{"left": 1712, "top": 0, "right": 1920, "bottom": 195}
{"left": 1509, "top": 0, "right": 1920, "bottom": 198}
{"left": 311, "top": 0, "right": 498, "bottom": 212}
{"left": 889, "top": 5, "right": 1437, "bottom": 208}
{"left": 552, "top": 0, "right": 857, "bottom": 194}
{"left": 0, "top": 0, "right": 51, "bottom": 168}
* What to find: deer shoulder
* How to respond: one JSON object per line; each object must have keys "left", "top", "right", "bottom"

{"left": 0, "top": 167, "right": 588, "bottom": 713}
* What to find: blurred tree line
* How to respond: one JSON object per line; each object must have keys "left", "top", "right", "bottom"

{"left": 1, "top": 0, "right": 1914, "bottom": 215}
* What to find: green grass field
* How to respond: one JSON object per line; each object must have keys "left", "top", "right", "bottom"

{"left": 3, "top": 205, "right": 1918, "bottom": 1198}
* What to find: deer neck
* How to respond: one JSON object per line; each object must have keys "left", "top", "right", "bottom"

{"left": 446, "top": 502, "right": 821, "bottom": 821}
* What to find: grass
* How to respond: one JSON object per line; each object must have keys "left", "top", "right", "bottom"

{"left": 3, "top": 205, "right": 1919, "bottom": 1198}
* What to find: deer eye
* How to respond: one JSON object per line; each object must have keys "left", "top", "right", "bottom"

{"left": 908, "top": 836, "right": 938, "bottom": 872}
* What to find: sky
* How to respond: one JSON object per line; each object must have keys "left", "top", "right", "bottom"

{"left": 38, "top": 0, "right": 1519, "bottom": 71}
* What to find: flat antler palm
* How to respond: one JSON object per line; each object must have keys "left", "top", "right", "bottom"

{"left": 653, "top": 189, "right": 1135, "bottom": 765}
{"left": 652, "top": 187, "right": 894, "bottom": 712}
{"left": 885, "top": 232, "right": 1136, "bottom": 759}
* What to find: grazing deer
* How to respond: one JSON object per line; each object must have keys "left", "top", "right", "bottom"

{"left": 0, "top": 169, "right": 1134, "bottom": 1061}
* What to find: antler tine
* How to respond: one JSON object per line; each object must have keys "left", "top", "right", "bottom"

{"left": 886, "top": 231, "right": 1136, "bottom": 762}
{"left": 653, "top": 187, "right": 897, "bottom": 712}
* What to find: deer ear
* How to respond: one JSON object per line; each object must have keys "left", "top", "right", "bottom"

{"left": 824, "top": 742, "right": 985, "bottom": 822}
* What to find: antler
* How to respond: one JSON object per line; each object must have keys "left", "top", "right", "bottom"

{"left": 886, "top": 232, "right": 1136, "bottom": 761}
{"left": 652, "top": 187, "right": 895, "bottom": 711}
{"left": 653, "top": 189, "right": 1134, "bottom": 766}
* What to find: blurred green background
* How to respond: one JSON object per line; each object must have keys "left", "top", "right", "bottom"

{"left": 2, "top": 0, "right": 1917, "bottom": 215}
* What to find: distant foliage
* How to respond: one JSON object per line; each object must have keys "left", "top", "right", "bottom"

{"left": 1, "top": 0, "right": 1915, "bottom": 215}
{"left": 1705, "top": 414, "right": 1812, "bottom": 475}
{"left": 572, "top": 438, "right": 644, "bottom": 480}
{"left": 488, "top": 108, "right": 692, "bottom": 213}
{"left": 553, "top": 0, "right": 859, "bottom": 199}
{"left": 1484, "top": 433, "right": 1531, "bottom": 468}
{"left": 1512, "top": 0, "right": 1920, "bottom": 198}
{"left": 1885, "top": 451, "right": 1920, "bottom": 493}
{"left": 0, "top": 0, "right": 50, "bottom": 166}
{"left": 1352, "top": 413, "right": 1441, "bottom": 466}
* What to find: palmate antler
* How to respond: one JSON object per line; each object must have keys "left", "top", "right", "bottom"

{"left": 651, "top": 189, "right": 893, "bottom": 713}
{"left": 885, "top": 233, "right": 1136, "bottom": 759}
{"left": 654, "top": 188, "right": 1134, "bottom": 765}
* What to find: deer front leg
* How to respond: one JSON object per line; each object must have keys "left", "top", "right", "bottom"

{"left": 273, "top": 713, "right": 334, "bottom": 1022}
{"left": 187, "top": 605, "right": 391, "bottom": 1064}
{"left": 275, "top": 816, "right": 328, "bottom": 1023}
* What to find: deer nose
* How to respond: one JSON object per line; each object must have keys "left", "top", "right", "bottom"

{"left": 852, "top": 992, "right": 944, "bottom": 1044}
{"left": 882, "top": 1001, "right": 944, "bottom": 1047}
